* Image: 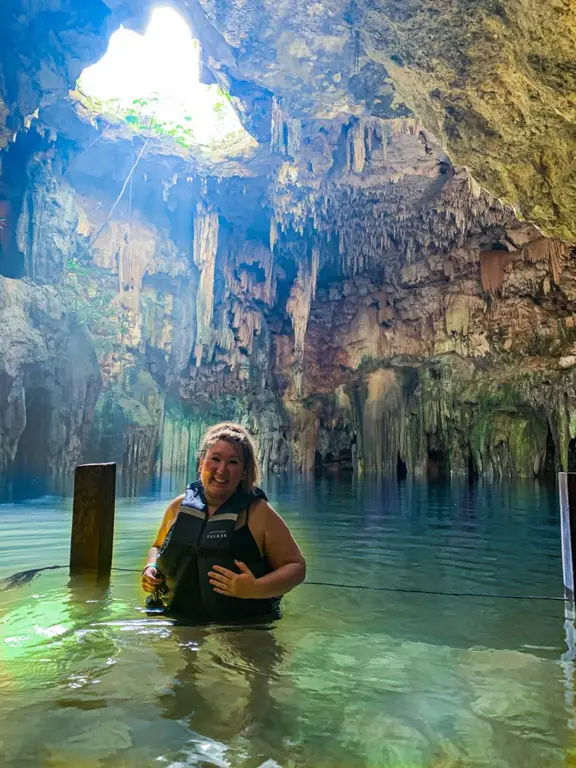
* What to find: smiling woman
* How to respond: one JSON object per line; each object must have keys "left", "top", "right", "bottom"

{"left": 76, "top": 6, "right": 250, "bottom": 148}
{"left": 141, "top": 422, "right": 306, "bottom": 623}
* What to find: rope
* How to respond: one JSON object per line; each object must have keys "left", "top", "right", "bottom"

{"left": 304, "top": 580, "right": 565, "bottom": 601}
{"left": 0, "top": 565, "right": 566, "bottom": 602}
{"left": 79, "top": 136, "right": 148, "bottom": 260}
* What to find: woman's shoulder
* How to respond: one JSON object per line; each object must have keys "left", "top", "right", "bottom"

{"left": 164, "top": 494, "right": 185, "bottom": 521}
{"left": 248, "top": 497, "right": 283, "bottom": 527}
{"left": 154, "top": 494, "right": 185, "bottom": 548}
{"left": 249, "top": 496, "right": 271, "bottom": 513}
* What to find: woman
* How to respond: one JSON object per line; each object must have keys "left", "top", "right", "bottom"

{"left": 142, "top": 422, "right": 306, "bottom": 622}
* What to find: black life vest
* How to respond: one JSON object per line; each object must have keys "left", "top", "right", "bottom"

{"left": 154, "top": 481, "right": 280, "bottom": 622}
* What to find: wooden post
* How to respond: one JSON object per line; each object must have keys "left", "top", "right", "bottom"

{"left": 70, "top": 463, "right": 116, "bottom": 576}
{"left": 559, "top": 473, "right": 576, "bottom": 607}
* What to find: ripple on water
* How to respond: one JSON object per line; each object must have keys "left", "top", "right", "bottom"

{"left": 0, "top": 477, "right": 571, "bottom": 767}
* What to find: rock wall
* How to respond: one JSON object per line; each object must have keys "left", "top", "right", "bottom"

{"left": 0, "top": 276, "right": 101, "bottom": 495}
{"left": 288, "top": 222, "right": 576, "bottom": 479}
{"left": 1, "top": 21, "right": 576, "bottom": 491}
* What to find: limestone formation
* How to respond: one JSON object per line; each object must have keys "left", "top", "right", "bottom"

{"left": 0, "top": 276, "right": 100, "bottom": 493}
{"left": 1, "top": 0, "right": 576, "bottom": 491}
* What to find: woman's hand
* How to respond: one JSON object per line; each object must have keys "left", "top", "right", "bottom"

{"left": 208, "top": 561, "right": 261, "bottom": 599}
{"left": 142, "top": 564, "right": 163, "bottom": 593}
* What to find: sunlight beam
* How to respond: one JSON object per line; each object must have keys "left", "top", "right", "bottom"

{"left": 77, "top": 6, "right": 247, "bottom": 148}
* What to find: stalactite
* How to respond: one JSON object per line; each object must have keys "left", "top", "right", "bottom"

{"left": 550, "top": 247, "right": 562, "bottom": 286}
{"left": 287, "top": 118, "right": 302, "bottom": 157}
{"left": 270, "top": 216, "right": 278, "bottom": 252}
{"left": 348, "top": 119, "right": 366, "bottom": 174}
{"left": 232, "top": 304, "right": 262, "bottom": 353}
{"left": 262, "top": 244, "right": 275, "bottom": 306}
{"left": 523, "top": 237, "right": 569, "bottom": 285}
{"left": 361, "top": 370, "right": 404, "bottom": 475}
{"left": 192, "top": 204, "right": 219, "bottom": 366}
{"left": 157, "top": 405, "right": 211, "bottom": 477}
{"left": 248, "top": 245, "right": 275, "bottom": 306}
{"left": 269, "top": 133, "right": 516, "bottom": 283}
{"left": 123, "top": 425, "right": 158, "bottom": 482}
{"left": 271, "top": 94, "right": 302, "bottom": 157}
{"left": 162, "top": 173, "right": 178, "bottom": 202}
{"left": 387, "top": 117, "right": 424, "bottom": 136}
{"left": 376, "top": 119, "right": 391, "bottom": 161}
{"left": 271, "top": 96, "right": 283, "bottom": 154}
{"left": 479, "top": 250, "right": 511, "bottom": 295}
{"left": 365, "top": 122, "right": 374, "bottom": 155}
{"left": 311, "top": 245, "right": 319, "bottom": 298}
{"left": 286, "top": 246, "right": 320, "bottom": 394}
{"left": 117, "top": 227, "right": 156, "bottom": 308}
{"left": 445, "top": 295, "right": 485, "bottom": 336}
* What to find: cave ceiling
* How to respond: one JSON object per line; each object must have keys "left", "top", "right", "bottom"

{"left": 1, "top": 0, "right": 575, "bottom": 243}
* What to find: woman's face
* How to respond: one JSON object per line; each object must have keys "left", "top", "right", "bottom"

{"left": 200, "top": 439, "right": 245, "bottom": 504}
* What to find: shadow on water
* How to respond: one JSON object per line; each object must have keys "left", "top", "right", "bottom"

{"left": 1, "top": 564, "right": 65, "bottom": 590}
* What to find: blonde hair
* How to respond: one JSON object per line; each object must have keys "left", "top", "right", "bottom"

{"left": 197, "top": 422, "right": 259, "bottom": 492}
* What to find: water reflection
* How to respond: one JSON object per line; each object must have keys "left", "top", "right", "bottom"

{"left": 158, "top": 622, "right": 288, "bottom": 762}
{"left": 0, "top": 475, "right": 573, "bottom": 766}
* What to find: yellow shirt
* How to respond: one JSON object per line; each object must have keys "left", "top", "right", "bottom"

{"left": 152, "top": 496, "right": 183, "bottom": 549}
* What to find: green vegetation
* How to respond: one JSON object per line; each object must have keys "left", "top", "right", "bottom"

{"left": 76, "top": 86, "right": 232, "bottom": 148}
{"left": 61, "top": 257, "right": 130, "bottom": 352}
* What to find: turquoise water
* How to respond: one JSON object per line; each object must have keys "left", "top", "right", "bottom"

{"left": 0, "top": 475, "right": 574, "bottom": 767}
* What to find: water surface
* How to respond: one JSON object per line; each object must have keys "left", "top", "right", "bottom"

{"left": 1, "top": 475, "right": 573, "bottom": 767}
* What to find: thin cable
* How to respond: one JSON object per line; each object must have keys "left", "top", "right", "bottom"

{"left": 304, "top": 580, "right": 565, "bottom": 601}
{"left": 79, "top": 136, "right": 148, "bottom": 260}
{"left": 0, "top": 565, "right": 566, "bottom": 602}
{"left": 127, "top": 140, "right": 134, "bottom": 238}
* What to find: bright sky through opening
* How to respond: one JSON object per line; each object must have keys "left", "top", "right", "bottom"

{"left": 79, "top": 7, "right": 243, "bottom": 144}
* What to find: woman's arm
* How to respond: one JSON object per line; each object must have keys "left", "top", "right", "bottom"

{"left": 141, "top": 495, "right": 184, "bottom": 593}
{"left": 255, "top": 505, "right": 306, "bottom": 597}
{"left": 142, "top": 546, "right": 162, "bottom": 593}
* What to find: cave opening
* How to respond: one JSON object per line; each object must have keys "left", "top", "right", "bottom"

{"left": 427, "top": 448, "right": 450, "bottom": 480}
{"left": 314, "top": 448, "right": 355, "bottom": 477}
{"left": 567, "top": 437, "right": 576, "bottom": 473}
{"left": 397, "top": 454, "right": 408, "bottom": 479}
{"left": 77, "top": 6, "right": 252, "bottom": 151}
{"left": 544, "top": 428, "right": 558, "bottom": 474}
{"left": 12, "top": 384, "right": 53, "bottom": 500}
{"left": 467, "top": 452, "right": 478, "bottom": 482}
{"left": 426, "top": 434, "right": 450, "bottom": 480}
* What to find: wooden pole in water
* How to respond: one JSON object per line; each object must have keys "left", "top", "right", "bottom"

{"left": 70, "top": 463, "right": 116, "bottom": 576}
{"left": 559, "top": 472, "right": 576, "bottom": 608}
